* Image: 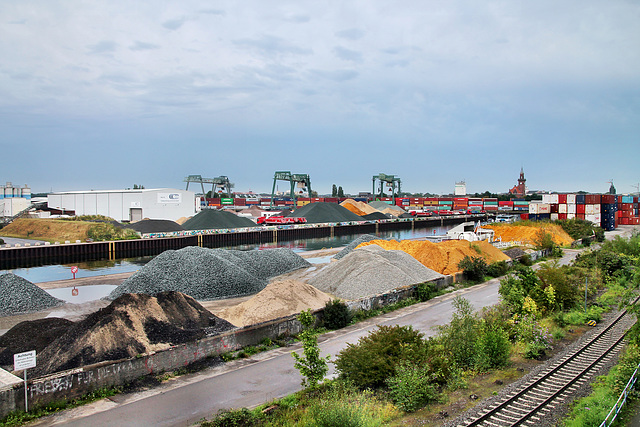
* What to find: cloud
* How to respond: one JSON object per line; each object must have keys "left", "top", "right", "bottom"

{"left": 333, "top": 46, "right": 363, "bottom": 63}
{"left": 310, "top": 69, "right": 359, "bottom": 82}
{"left": 336, "top": 28, "right": 364, "bottom": 40}
{"left": 162, "top": 17, "right": 187, "bottom": 30}
{"left": 198, "top": 9, "right": 225, "bottom": 16}
{"left": 8, "top": 19, "right": 26, "bottom": 25}
{"left": 284, "top": 14, "right": 310, "bottom": 23}
{"left": 86, "top": 40, "right": 117, "bottom": 55}
{"left": 233, "top": 35, "right": 312, "bottom": 56}
{"left": 129, "top": 41, "right": 160, "bottom": 51}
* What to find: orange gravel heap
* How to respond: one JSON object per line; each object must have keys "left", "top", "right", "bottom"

{"left": 340, "top": 199, "right": 378, "bottom": 216}
{"left": 356, "top": 239, "right": 510, "bottom": 275}
{"left": 484, "top": 223, "right": 574, "bottom": 247}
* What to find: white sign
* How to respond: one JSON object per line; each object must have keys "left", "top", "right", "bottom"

{"left": 157, "top": 193, "right": 182, "bottom": 204}
{"left": 14, "top": 350, "right": 36, "bottom": 371}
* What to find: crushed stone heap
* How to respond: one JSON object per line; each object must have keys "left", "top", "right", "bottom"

{"left": 182, "top": 209, "right": 258, "bottom": 230}
{"left": 287, "top": 202, "right": 363, "bottom": 223}
{"left": 124, "top": 219, "right": 184, "bottom": 233}
{"left": 0, "top": 273, "right": 64, "bottom": 317}
{"left": 108, "top": 246, "right": 312, "bottom": 301}
{"left": 309, "top": 245, "right": 444, "bottom": 300}
{"left": 30, "top": 291, "right": 235, "bottom": 376}
{"left": 333, "top": 234, "right": 388, "bottom": 260}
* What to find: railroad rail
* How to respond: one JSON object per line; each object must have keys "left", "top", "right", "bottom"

{"left": 460, "top": 300, "right": 638, "bottom": 427}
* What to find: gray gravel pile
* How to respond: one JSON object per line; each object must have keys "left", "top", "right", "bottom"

{"left": 503, "top": 247, "right": 527, "bottom": 259}
{"left": 108, "top": 246, "right": 311, "bottom": 301}
{"left": 333, "top": 234, "right": 388, "bottom": 260}
{"left": 310, "top": 245, "right": 444, "bottom": 300}
{"left": 0, "top": 273, "right": 65, "bottom": 316}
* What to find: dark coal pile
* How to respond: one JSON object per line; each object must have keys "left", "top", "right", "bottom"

{"left": 333, "top": 234, "right": 389, "bottom": 260}
{"left": 398, "top": 213, "right": 414, "bottom": 218}
{"left": 361, "top": 212, "right": 390, "bottom": 221}
{"left": 183, "top": 210, "right": 258, "bottom": 230}
{"left": 31, "top": 291, "right": 235, "bottom": 376}
{"left": 0, "top": 318, "right": 73, "bottom": 366}
{"left": 125, "top": 219, "right": 184, "bottom": 233}
{"left": 108, "top": 246, "right": 312, "bottom": 301}
{"left": 0, "top": 273, "right": 64, "bottom": 316}
{"left": 503, "top": 247, "right": 527, "bottom": 259}
{"left": 287, "top": 202, "right": 363, "bottom": 223}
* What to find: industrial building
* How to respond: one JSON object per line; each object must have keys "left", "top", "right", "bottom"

{"left": 47, "top": 188, "right": 200, "bottom": 222}
{"left": 0, "top": 183, "right": 32, "bottom": 220}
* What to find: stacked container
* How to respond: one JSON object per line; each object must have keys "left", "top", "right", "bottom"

{"left": 483, "top": 198, "right": 499, "bottom": 211}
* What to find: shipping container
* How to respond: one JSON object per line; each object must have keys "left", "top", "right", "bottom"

{"left": 621, "top": 195, "right": 634, "bottom": 203}
{"left": 585, "top": 194, "right": 601, "bottom": 204}
{"left": 542, "top": 194, "right": 559, "bottom": 204}
{"left": 520, "top": 213, "right": 529, "bottom": 220}
{"left": 577, "top": 204, "right": 586, "bottom": 214}
{"left": 529, "top": 202, "right": 550, "bottom": 214}
{"left": 324, "top": 198, "right": 339, "bottom": 203}
{"left": 558, "top": 194, "right": 567, "bottom": 204}
{"left": 559, "top": 204, "right": 567, "bottom": 214}
{"left": 551, "top": 204, "right": 559, "bottom": 213}
{"left": 567, "top": 213, "right": 576, "bottom": 219}
{"left": 601, "top": 194, "right": 616, "bottom": 204}
{"left": 558, "top": 213, "right": 567, "bottom": 220}
{"left": 234, "top": 198, "right": 247, "bottom": 206}
{"left": 567, "top": 204, "right": 577, "bottom": 214}
{"left": 566, "top": 194, "right": 576, "bottom": 204}
{"left": 576, "top": 194, "right": 586, "bottom": 204}
{"left": 551, "top": 213, "right": 559, "bottom": 221}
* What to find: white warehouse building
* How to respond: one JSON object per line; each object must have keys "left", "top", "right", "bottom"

{"left": 47, "top": 188, "right": 200, "bottom": 222}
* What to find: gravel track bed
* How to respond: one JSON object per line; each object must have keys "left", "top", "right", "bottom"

{"left": 108, "top": 246, "right": 311, "bottom": 301}
{"left": 443, "top": 309, "right": 627, "bottom": 427}
{"left": 0, "top": 273, "right": 65, "bottom": 316}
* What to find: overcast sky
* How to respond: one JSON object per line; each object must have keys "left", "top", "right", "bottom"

{"left": 1, "top": 1, "right": 638, "bottom": 196}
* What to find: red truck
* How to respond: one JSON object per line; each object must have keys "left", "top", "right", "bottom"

{"left": 257, "top": 216, "right": 307, "bottom": 225}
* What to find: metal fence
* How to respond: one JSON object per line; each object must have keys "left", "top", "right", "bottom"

{"left": 600, "top": 360, "right": 640, "bottom": 427}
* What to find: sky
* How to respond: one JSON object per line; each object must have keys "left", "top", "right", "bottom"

{"left": 1, "top": 1, "right": 639, "bottom": 196}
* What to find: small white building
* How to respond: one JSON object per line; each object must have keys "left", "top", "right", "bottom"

{"left": 1, "top": 182, "right": 32, "bottom": 218}
{"left": 454, "top": 181, "right": 467, "bottom": 196}
{"left": 47, "top": 188, "right": 200, "bottom": 222}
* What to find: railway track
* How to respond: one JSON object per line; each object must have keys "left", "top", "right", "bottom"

{"left": 459, "top": 302, "right": 638, "bottom": 427}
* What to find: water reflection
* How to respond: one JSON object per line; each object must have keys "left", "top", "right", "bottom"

{"left": 46, "top": 285, "right": 118, "bottom": 303}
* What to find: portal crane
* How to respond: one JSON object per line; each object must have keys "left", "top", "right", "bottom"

{"left": 372, "top": 173, "right": 401, "bottom": 204}
{"left": 270, "top": 171, "right": 312, "bottom": 209}
{"left": 184, "top": 175, "right": 233, "bottom": 196}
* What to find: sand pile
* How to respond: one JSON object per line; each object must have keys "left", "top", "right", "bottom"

{"left": 357, "top": 239, "right": 510, "bottom": 275}
{"left": 484, "top": 223, "right": 574, "bottom": 246}
{"left": 309, "top": 245, "right": 444, "bottom": 300}
{"left": 109, "top": 246, "right": 312, "bottom": 301}
{"left": 0, "top": 273, "right": 65, "bottom": 316}
{"left": 287, "top": 202, "right": 363, "bottom": 223}
{"left": 175, "top": 216, "right": 190, "bottom": 225}
{"left": 216, "top": 279, "right": 333, "bottom": 327}
{"left": 125, "top": 219, "right": 184, "bottom": 233}
{"left": 340, "top": 199, "right": 379, "bottom": 216}
{"left": 29, "top": 291, "right": 234, "bottom": 376}
{"left": 183, "top": 210, "right": 257, "bottom": 230}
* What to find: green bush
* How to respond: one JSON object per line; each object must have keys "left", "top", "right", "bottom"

{"left": 202, "top": 408, "right": 263, "bottom": 426}
{"left": 386, "top": 361, "right": 439, "bottom": 412}
{"left": 458, "top": 256, "right": 488, "bottom": 282}
{"left": 415, "top": 282, "right": 439, "bottom": 302}
{"left": 474, "top": 323, "right": 511, "bottom": 370}
{"left": 334, "top": 325, "right": 425, "bottom": 389}
{"left": 0, "top": 237, "right": 4, "bottom": 245}
{"left": 533, "top": 229, "right": 556, "bottom": 251}
{"left": 87, "top": 222, "right": 140, "bottom": 241}
{"left": 436, "top": 296, "right": 481, "bottom": 369}
{"left": 323, "top": 299, "right": 351, "bottom": 330}
{"left": 487, "top": 261, "right": 510, "bottom": 278}
{"left": 518, "top": 254, "right": 533, "bottom": 266}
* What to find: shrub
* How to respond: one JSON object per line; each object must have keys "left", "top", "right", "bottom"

{"left": 513, "top": 314, "right": 553, "bottom": 359}
{"left": 202, "top": 408, "right": 263, "bottom": 427}
{"left": 334, "top": 325, "right": 425, "bottom": 389}
{"left": 487, "top": 261, "right": 510, "bottom": 278}
{"left": 323, "top": 299, "right": 351, "bottom": 330}
{"left": 436, "top": 296, "right": 481, "bottom": 369}
{"left": 458, "top": 256, "right": 488, "bottom": 282}
{"left": 386, "top": 361, "right": 439, "bottom": 412}
{"left": 415, "top": 282, "right": 439, "bottom": 302}
{"left": 0, "top": 237, "right": 4, "bottom": 245}
{"left": 474, "top": 323, "right": 511, "bottom": 370}
{"left": 87, "top": 222, "right": 140, "bottom": 241}
{"left": 292, "top": 309, "right": 329, "bottom": 389}
{"left": 518, "top": 254, "right": 533, "bottom": 266}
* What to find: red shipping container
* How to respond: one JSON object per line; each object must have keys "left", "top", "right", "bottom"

{"left": 577, "top": 204, "right": 586, "bottom": 214}
{"left": 590, "top": 194, "right": 602, "bottom": 204}
{"left": 620, "top": 203, "right": 633, "bottom": 210}
{"left": 601, "top": 194, "right": 616, "bottom": 204}
{"left": 551, "top": 204, "right": 559, "bottom": 213}
{"left": 619, "top": 217, "right": 630, "bottom": 225}
{"left": 577, "top": 213, "right": 586, "bottom": 219}
{"left": 558, "top": 213, "right": 567, "bottom": 220}
{"left": 324, "top": 198, "right": 339, "bottom": 203}
{"left": 558, "top": 194, "right": 567, "bottom": 204}
{"left": 520, "top": 214, "right": 529, "bottom": 220}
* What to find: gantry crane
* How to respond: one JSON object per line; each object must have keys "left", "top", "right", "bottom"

{"left": 184, "top": 175, "right": 233, "bottom": 196}
{"left": 372, "top": 173, "right": 401, "bottom": 203}
{"left": 270, "top": 171, "right": 312, "bottom": 208}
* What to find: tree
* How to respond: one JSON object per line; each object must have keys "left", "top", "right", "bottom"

{"left": 332, "top": 184, "right": 338, "bottom": 197}
{"left": 291, "top": 309, "right": 329, "bottom": 389}
{"left": 337, "top": 186, "right": 344, "bottom": 197}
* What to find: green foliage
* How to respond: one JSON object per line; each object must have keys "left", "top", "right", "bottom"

{"left": 415, "top": 282, "right": 440, "bottom": 302}
{"left": 556, "top": 218, "right": 601, "bottom": 241}
{"left": 536, "top": 263, "right": 600, "bottom": 311}
{"left": 533, "top": 228, "right": 556, "bottom": 251}
{"left": 554, "top": 306, "right": 606, "bottom": 326}
{"left": 0, "top": 237, "right": 4, "bottom": 245}
{"left": 350, "top": 297, "right": 419, "bottom": 323}
{"left": 335, "top": 325, "right": 425, "bottom": 389}
{"left": 386, "top": 361, "right": 439, "bottom": 412}
{"left": 332, "top": 184, "right": 338, "bottom": 197}
{"left": 474, "top": 323, "right": 511, "bottom": 370}
{"left": 59, "top": 215, "right": 116, "bottom": 222}
{"left": 518, "top": 254, "right": 533, "bottom": 266}
{"left": 292, "top": 309, "right": 329, "bottom": 389}
{"left": 512, "top": 314, "right": 553, "bottom": 359}
{"left": 458, "top": 256, "right": 488, "bottom": 282}
{"left": 487, "top": 261, "right": 510, "bottom": 278}
{"left": 87, "top": 222, "right": 140, "bottom": 241}
{"left": 437, "top": 297, "right": 480, "bottom": 369}
{"left": 201, "top": 408, "right": 263, "bottom": 426}
{"left": 499, "top": 265, "right": 546, "bottom": 315}
{"left": 323, "top": 299, "right": 351, "bottom": 330}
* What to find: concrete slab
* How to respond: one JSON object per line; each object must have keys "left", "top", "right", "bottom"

{"left": 0, "top": 368, "right": 22, "bottom": 387}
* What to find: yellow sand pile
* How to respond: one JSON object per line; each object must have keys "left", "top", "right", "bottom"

{"left": 356, "top": 239, "right": 510, "bottom": 275}
{"left": 175, "top": 216, "right": 190, "bottom": 225}
{"left": 215, "top": 279, "right": 333, "bottom": 327}
{"left": 484, "top": 223, "right": 574, "bottom": 247}
{"left": 340, "top": 199, "right": 379, "bottom": 216}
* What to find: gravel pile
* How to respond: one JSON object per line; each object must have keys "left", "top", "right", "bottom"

{"left": 0, "top": 318, "right": 73, "bottom": 366}
{"left": 333, "top": 234, "right": 388, "bottom": 260}
{"left": 125, "top": 219, "right": 184, "bottom": 233}
{"left": 0, "top": 273, "right": 65, "bottom": 316}
{"left": 182, "top": 210, "right": 258, "bottom": 230}
{"left": 361, "top": 212, "right": 390, "bottom": 221}
{"left": 503, "top": 247, "right": 527, "bottom": 259}
{"left": 287, "top": 202, "right": 363, "bottom": 223}
{"left": 108, "top": 246, "right": 311, "bottom": 301}
{"left": 310, "top": 245, "right": 444, "bottom": 300}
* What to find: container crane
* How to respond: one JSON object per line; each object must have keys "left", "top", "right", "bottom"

{"left": 372, "top": 173, "right": 401, "bottom": 204}
{"left": 270, "top": 171, "right": 312, "bottom": 209}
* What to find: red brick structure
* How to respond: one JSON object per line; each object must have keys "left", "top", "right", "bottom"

{"left": 509, "top": 168, "right": 526, "bottom": 197}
